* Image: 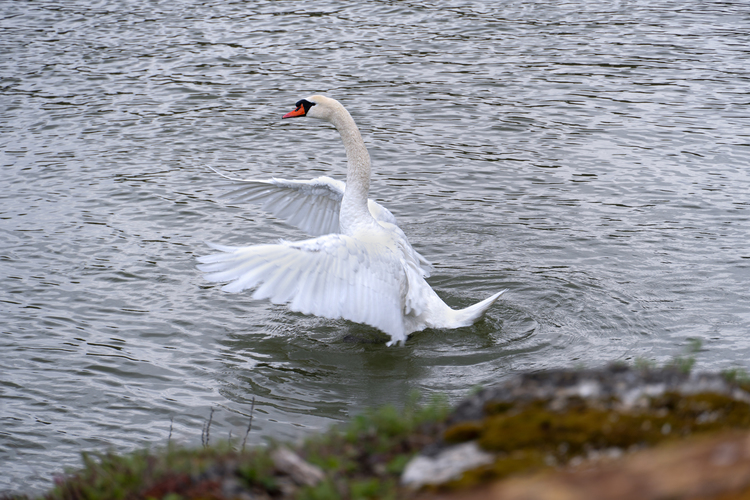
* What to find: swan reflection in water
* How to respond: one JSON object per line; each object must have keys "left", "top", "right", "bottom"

{"left": 197, "top": 95, "right": 506, "bottom": 346}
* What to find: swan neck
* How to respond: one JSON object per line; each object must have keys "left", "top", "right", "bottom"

{"left": 330, "top": 107, "right": 372, "bottom": 231}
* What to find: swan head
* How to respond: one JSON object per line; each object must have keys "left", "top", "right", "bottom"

{"left": 282, "top": 95, "right": 340, "bottom": 122}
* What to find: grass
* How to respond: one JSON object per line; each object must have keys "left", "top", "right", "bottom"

{"left": 7, "top": 393, "right": 450, "bottom": 500}
{"left": 293, "top": 392, "right": 450, "bottom": 499}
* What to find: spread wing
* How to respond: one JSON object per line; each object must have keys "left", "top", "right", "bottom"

{"left": 206, "top": 166, "right": 398, "bottom": 237}
{"left": 196, "top": 234, "right": 408, "bottom": 346}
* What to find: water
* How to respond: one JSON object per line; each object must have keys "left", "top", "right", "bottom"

{"left": 2, "top": 0, "right": 749, "bottom": 493}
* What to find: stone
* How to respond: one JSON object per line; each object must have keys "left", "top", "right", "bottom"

{"left": 401, "top": 441, "right": 495, "bottom": 489}
{"left": 420, "top": 431, "right": 750, "bottom": 500}
{"left": 270, "top": 447, "right": 325, "bottom": 487}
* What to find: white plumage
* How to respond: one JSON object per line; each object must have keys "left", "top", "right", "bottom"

{"left": 197, "top": 95, "right": 506, "bottom": 346}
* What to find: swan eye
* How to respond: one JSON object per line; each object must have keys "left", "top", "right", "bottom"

{"left": 295, "top": 99, "right": 316, "bottom": 114}
{"left": 283, "top": 98, "right": 317, "bottom": 119}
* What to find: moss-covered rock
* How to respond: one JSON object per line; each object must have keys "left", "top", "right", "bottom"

{"left": 404, "top": 365, "right": 750, "bottom": 492}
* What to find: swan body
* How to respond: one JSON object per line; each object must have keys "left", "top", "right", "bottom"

{"left": 197, "top": 95, "right": 506, "bottom": 346}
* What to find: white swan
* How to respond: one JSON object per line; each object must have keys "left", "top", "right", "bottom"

{"left": 197, "top": 95, "right": 506, "bottom": 346}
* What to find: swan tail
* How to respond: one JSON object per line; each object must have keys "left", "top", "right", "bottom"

{"left": 451, "top": 289, "right": 507, "bottom": 326}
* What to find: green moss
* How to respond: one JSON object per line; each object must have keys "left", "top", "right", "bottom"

{"left": 444, "top": 450, "right": 547, "bottom": 490}
{"left": 436, "top": 391, "right": 750, "bottom": 491}
{"left": 349, "top": 478, "right": 396, "bottom": 500}
{"left": 237, "top": 450, "right": 278, "bottom": 492}
{"left": 306, "top": 452, "right": 357, "bottom": 475}
{"left": 294, "top": 394, "right": 450, "bottom": 498}
{"left": 443, "top": 421, "right": 482, "bottom": 443}
{"left": 484, "top": 401, "right": 515, "bottom": 415}
{"left": 345, "top": 394, "right": 448, "bottom": 441}
{"left": 385, "top": 454, "right": 411, "bottom": 475}
{"left": 297, "top": 479, "right": 341, "bottom": 500}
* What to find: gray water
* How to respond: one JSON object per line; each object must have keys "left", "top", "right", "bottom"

{"left": 2, "top": 0, "right": 749, "bottom": 493}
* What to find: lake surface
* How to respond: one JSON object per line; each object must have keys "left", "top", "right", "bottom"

{"left": 2, "top": 0, "right": 749, "bottom": 493}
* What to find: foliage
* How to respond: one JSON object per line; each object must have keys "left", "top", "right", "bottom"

{"left": 722, "top": 367, "right": 750, "bottom": 387}
{"left": 667, "top": 337, "right": 703, "bottom": 373}
{"left": 7, "top": 393, "right": 450, "bottom": 500}
{"left": 296, "top": 392, "right": 449, "bottom": 499}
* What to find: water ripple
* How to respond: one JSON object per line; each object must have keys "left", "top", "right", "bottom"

{"left": 2, "top": 0, "right": 750, "bottom": 493}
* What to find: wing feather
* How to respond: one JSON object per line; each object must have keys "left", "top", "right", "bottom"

{"left": 197, "top": 234, "right": 407, "bottom": 344}
{"left": 206, "top": 167, "right": 343, "bottom": 236}
{"left": 206, "top": 166, "right": 403, "bottom": 239}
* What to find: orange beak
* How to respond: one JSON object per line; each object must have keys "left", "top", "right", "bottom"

{"left": 282, "top": 105, "right": 306, "bottom": 119}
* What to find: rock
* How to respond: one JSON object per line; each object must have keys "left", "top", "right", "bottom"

{"left": 401, "top": 441, "right": 495, "bottom": 489}
{"left": 422, "top": 430, "right": 750, "bottom": 500}
{"left": 447, "top": 365, "right": 750, "bottom": 429}
{"left": 405, "top": 365, "right": 750, "bottom": 496}
{"left": 270, "top": 447, "right": 325, "bottom": 487}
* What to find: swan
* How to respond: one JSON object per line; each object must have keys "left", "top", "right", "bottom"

{"left": 197, "top": 95, "right": 506, "bottom": 346}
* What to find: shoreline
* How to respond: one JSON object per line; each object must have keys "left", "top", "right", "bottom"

{"left": 6, "top": 363, "right": 750, "bottom": 500}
